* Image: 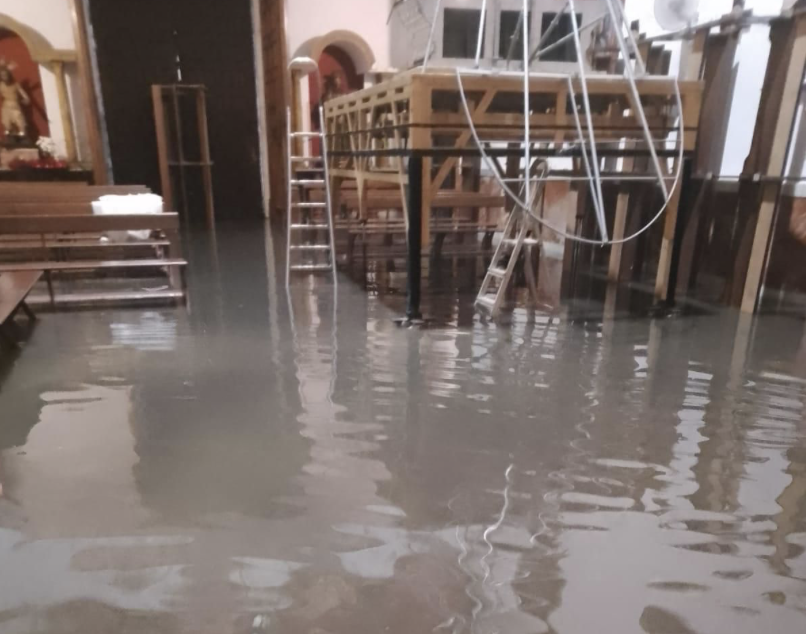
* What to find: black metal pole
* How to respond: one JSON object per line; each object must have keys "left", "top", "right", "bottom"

{"left": 665, "top": 158, "right": 693, "bottom": 307}
{"left": 406, "top": 154, "right": 423, "bottom": 321}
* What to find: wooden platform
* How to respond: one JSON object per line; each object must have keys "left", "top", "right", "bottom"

{"left": 321, "top": 69, "right": 703, "bottom": 316}
{"left": 323, "top": 69, "right": 702, "bottom": 243}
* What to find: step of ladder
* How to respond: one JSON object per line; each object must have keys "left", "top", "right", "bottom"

{"left": 503, "top": 238, "right": 540, "bottom": 247}
{"left": 291, "top": 156, "right": 324, "bottom": 162}
{"left": 289, "top": 244, "right": 331, "bottom": 251}
{"left": 475, "top": 161, "right": 550, "bottom": 319}
{"left": 290, "top": 223, "right": 329, "bottom": 230}
{"left": 290, "top": 132, "right": 322, "bottom": 138}
{"left": 290, "top": 264, "right": 333, "bottom": 272}
{"left": 291, "top": 202, "right": 328, "bottom": 208}
{"left": 291, "top": 179, "right": 325, "bottom": 185}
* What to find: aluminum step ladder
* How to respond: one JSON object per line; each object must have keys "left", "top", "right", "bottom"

{"left": 285, "top": 104, "right": 337, "bottom": 287}
{"left": 475, "top": 162, "right": 550, "bottom": 319}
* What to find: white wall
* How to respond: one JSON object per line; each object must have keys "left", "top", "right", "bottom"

{"left": 285, "top": 0, "right": 392, "bottom": 70}
{"left": 0, "top": 0, "right": 89, "bottom": 162}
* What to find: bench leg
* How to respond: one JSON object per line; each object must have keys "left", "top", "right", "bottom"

{"left": 21, "top": 301, "right": 36, "bottom": 321}
{"left": 45, "top": 271, "right": 56, "bottom": 307}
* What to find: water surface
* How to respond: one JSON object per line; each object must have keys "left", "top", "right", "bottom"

{"left": 1, "top": 224, "right": 805, "bottom": 633}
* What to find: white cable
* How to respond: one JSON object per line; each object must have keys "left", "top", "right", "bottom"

{"left": 522, "top": 0, "right": 531, "bottom": 205}
{"left": 421, "top": 0, "right": 443, "bottom": 72}
{"left": 475, "top": 0, "right": 488, "bottom": 68}
{"left": 567, "top": 0, "right": 608, "bottom": 241}
{"left": 609, "top": 0, "right": 647, "bottom": 76}
{"left": 454, "top": 68, "right": 686, "bottom": 246}
{"left": 603, "top": 0, "right": 668, "bottom": 199}
{"left": 532, "top": 14, "right": 607, "bottom": 61}
{"left": 566, "top": 77, "right": 603, "bottom": 232}
{"left": 530, "top": 1, "right": 570, "bottom": 64}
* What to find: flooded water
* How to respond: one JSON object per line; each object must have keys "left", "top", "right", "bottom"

{"left": 1, "top": 223, "right": 806, "bottom": 633}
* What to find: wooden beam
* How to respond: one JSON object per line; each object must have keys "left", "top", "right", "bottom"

{"left": 681, "top": 30, "right": 708, "bottom": 80}
{"left": 151, "top": 86, "right": 173, "bottom": 213}
{"left": 258, "top": 0, "right": 289, "bottom": 216}
{"left": 608, "top": 146, "right": 635, "bottom": 282}
{"left": 69, "top": 0, "right": 109, "bottom": 184}
{"left": 694, "top": 32, "right": 740, "bottom": 173}
{"left": 742, "top": 13, "right": 806, "bottom": 313}
{"left": 654, "top": 159, "right": 683, "bottom": 301}
{"left": 50, "top": 61, "right": 77, "bottom": 164}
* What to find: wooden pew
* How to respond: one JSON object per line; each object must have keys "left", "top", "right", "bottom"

{"left": 0, "top": 214, "right": 187, "bottom": 307}
{"left": 0, "top": 270, "right": 42, "bottom": 346}
{"left": 0, "top": 184, "right": 153, "bottom": 216}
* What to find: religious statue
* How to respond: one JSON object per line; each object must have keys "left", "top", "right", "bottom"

{"left": 0, "top": 62, "right": 31, "bottom": 143}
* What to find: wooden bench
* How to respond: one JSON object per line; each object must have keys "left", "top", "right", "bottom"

{"left": 0, "top": 213, "right": 187, "bottom": 307}
{"left": 0, "top": 184, "right": 153, "bottom": 216}
{"left": 0, "top": 270, "right": 42, "bottom": 346}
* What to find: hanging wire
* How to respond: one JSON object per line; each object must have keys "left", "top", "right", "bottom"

{"left": 475, "top": 0, "right": 489, "bottom": 68}
{"left": 455, "top": 68, "right": 686, "bottom": 247}
{"left": 567, "top": 0, "right": 608, "bottom": 241}
{"left": 522, "top": 0, "right": 532, "bottom": 205}
{"left": 421, "top": 0, "right": 443, "bottom": 72}
{"left": 603, "top": 0, "right": 668, "bottom": 198}
{"left": 415, "top": 0, "right": 686, "bottom": 248}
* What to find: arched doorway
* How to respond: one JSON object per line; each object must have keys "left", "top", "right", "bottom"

{"left": 308, "top": 45, "right": 364, "bottom": 151}
{"left": 0, "top": 27, "right": 48, "bottom": 144}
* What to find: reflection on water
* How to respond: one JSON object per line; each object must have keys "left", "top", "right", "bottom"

{"left": 0, "top": 223, "right": 805, "bottom": 633}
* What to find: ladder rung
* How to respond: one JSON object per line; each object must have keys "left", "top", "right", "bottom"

{"left": 289, "top": 244, "right": 331, "bottom": 251}
{"left": 502, "top": 239, "right": 540, "bottom": 248}
{"left": 476, "top": 296, "right": 495, "bottom": 307}
{"left": 292, "top": 202, "right": 328, "bottom": 208}
{"left": 290, "top": 224, "right": 329, "bottom": 230}
{"left": 290, "top": 264, "right": 333, "bottom": 272}
{"left": 291, "top": 156, "right": 323, "bottom": 162}
{"left": 290, "top": 132, "right": 322, "bottom": 138}
{"left": 489, "top": 267, "right": 507, "bottom": 278}
{"left": 291, "top": 179, "right": 325, "bottom": 185}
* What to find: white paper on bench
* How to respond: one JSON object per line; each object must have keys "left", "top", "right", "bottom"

{"left": 92, "top": 194, "right": 164, "bottom": 241}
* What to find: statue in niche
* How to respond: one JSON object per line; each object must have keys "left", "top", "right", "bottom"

{"left": 0, "top": 61, "right": 31, "bottom": 144}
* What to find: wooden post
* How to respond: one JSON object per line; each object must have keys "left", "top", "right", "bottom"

{"left": 607, "top": 146, "right": 635, "bottom": 282}
{"left": 151, "top": 86, "right": 173, "bottom": 212}
{"left": 741, "top": 11, "right": 806, "bottom": 313}
{"left": 655, "top": 77, "right": 703, "bottom": 301}
{"left": 654, "top": 158, "right": 684, "bottom": 301}
{"left": 257, "top": 0, "right": 289, "bottom": 216}
{"left": 538, "top": 181, "right": 577, "bottom": 308}
{"left": 694, "top": 31, "right": 740, "bottom": 173}
{"left": 681, "top": 30, "right": 708, "bottom": 81}
{"left": 69, "top": 0, "right": 109, "bottom": 184}
{"left": 196, "top": 89, "right": 216, "bottom": 226}
{"left": 51, "top": 61, "right": 78, "bottom": 164}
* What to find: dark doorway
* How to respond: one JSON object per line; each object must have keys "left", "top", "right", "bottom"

{"left": 87, "top": 0, "right": 264, "bottom": 220}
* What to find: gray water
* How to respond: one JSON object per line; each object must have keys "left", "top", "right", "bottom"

{"left": 1, "top": 225, "right": 805, "bottom": 633}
